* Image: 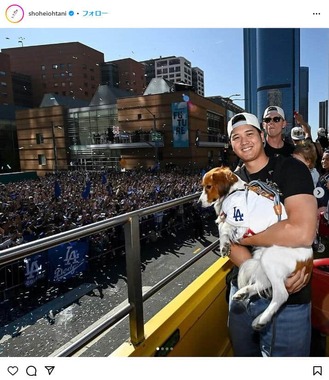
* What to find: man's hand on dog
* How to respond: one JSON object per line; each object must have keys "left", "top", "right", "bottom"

{"left": 285, "top": 267, "right": 309, "bottom": 294}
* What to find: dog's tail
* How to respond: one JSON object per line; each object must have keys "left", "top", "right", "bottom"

{"left": 238, "top": 253, "right": 272, "bottom": 297}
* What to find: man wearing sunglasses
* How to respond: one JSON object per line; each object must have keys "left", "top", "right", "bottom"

{"left": 262, "top": 106, "right": 295, "bottom": 157}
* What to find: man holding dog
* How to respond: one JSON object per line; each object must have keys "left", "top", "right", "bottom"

{"left": 227, "top": 112, "right": 317, "bottom": 356}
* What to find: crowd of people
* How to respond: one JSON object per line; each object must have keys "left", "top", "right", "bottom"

{"left": 0, "top": 167, "right": 205, "bottom": 251}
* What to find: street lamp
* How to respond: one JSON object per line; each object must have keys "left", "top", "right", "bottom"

{"left": 226, "top": 93, "right": 241, "bottom": 100}
{"left": 220, "top": 94, "right": 242, "bottom": 138}
{"left": 51, "top": 122, "right": 62, "bottom": 172}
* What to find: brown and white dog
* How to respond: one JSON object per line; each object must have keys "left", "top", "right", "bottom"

{"left": 198, "top": 166, "right": 313, "bottom": 330}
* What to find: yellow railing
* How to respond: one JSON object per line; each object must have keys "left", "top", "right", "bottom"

{"left": 111, "top": 256, "right": 233, "bottom": 357}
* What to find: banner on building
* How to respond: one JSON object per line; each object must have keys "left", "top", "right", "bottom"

{"left": 171, "top": 102, "right": 189, "bottom": 147}
{"left": 48, "top": 241, "right": 89, "bottom": 283}
{"left": 24, "top": 252, "right": 47, "bottom": 287}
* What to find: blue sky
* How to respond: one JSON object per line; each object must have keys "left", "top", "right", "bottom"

{"left": 2, "top": 28, "right": 328, "bottom": 137}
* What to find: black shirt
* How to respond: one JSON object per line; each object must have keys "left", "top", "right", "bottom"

{"left": 264, "top": 140, "right": 294, "bottom": 157}
{"left": 234, "top": 155, "right": 314, "bottom": 305}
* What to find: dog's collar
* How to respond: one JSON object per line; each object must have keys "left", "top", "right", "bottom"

{"left": 227, "top": 188, "right": 245, "bottom": 197}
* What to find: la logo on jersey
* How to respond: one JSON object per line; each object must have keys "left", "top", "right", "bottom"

{"left": 233, "top": 207, "right": 244, "bottom": 222}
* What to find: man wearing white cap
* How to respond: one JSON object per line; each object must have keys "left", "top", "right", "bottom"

{"left": 316, "top": 127, "right": 329, "bottom": 151}
{"left": 226, "top": 112, "right": 317, "bottom": 357}
{"left": 262, "top": 106, "right": 294, "bottom": 157}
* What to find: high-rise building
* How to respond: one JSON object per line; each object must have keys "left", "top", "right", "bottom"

{"left": 244, "top": 28, "right": 301, "bottom": 130}
{"left": 319, "top": 100, "right": 328, "bottom": 133}
{"left": 192, "top": 67, "right": 205, "bottom": 96}
{"left": 100, "top": 58, "right": 146, "bottom": 95}
{"left": 0, "top": 52, "right": 14, "bottom": 105}
{"left": 140, "top": 56, "right": 204, "bottom": 96}
{"left": 299, "top": 66, "right": 309, "bottom": 123}
{"left": 2, "top": 42, "right": 104, "bottom": 107}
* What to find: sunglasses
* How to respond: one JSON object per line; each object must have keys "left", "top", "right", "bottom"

{"left": 263, "top": 116, "right": 283, "bottom": 123}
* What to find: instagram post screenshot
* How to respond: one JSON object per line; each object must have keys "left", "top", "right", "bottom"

{"left": 0, "top": 0, "right": 328, "bottom": 378}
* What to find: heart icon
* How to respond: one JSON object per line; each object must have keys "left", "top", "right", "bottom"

{"left": 7, "top": 366, "right": 19, "bottom": 376}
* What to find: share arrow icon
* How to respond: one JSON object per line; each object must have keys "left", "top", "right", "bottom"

{"left": 45, "top": 366, "right": 55, "bottom": 375}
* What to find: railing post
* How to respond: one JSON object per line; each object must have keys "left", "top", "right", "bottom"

{"left": 124, "top": 215, "right": 145, "bottom": 346}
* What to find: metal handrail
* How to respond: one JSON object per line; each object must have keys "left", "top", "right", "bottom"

{"left": 0, "top": 192, "right": 200, "bottom": 266}
{"left": 54, "top": 238, "right": 219, "bottom": 357}
{"left": 0, "top": 191, "right": 220, "bottom": 356}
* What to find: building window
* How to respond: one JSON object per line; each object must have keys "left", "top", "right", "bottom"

{"left": 156, "top": 60, "right": 168, "bottom": 67}
{"left": 169, "top": 58, "right": 180, "bottom": 65}
{"left": 207, "top": 112, "right": 222, "bottom": 137}
{"left": 41, "top": 65, "right": 46, "bottom": 71}
{"left": 38, "top": 154, "right": 46, "bottom": 165}
{"left": 36, "top": 133, "right": 44, "bottom": 144}
{"left": 52, "top": 64, "right": 59, "bottom": 69}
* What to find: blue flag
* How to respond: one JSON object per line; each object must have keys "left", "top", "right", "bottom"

{"left": 54, "top": 180, "right": 61, "bottom": 199}
{"left": 82, "top": 180, "right": 91, "bottom": 199}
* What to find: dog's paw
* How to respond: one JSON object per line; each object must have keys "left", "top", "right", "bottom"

{"left": 220, "top": 242, "right": 231, "bottom": 257}
{"left": 232, "top": 290, "right": 249, "bottom": 302}
{"left": 251, "top": 316, "right": 266, "bottom": 331}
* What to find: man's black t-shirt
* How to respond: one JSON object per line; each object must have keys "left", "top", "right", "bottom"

{"left": 264, "top": 140, "right": 294, "bottom": 157}
{"left": 233, "top": 155, "right": 315, "bottom": 305}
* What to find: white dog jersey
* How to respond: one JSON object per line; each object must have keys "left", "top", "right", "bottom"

{"left": 220, "top": 190, "right": 287, "bottom": 236}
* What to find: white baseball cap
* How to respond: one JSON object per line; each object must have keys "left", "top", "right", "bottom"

{"left": 291, "top": 126, "right": 305, "bottom": 141}
{"left": 318, "top": 128, "right": 326, "bottom": 137}
{"left": 227, "top": 112, "right": 261, "bottom": 137}
{"left": 263, "top": 106, "right": 285, "bottom": 120}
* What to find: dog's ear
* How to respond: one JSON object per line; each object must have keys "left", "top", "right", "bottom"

{"left": 212, "top": 168, "right": 238, "bottom": 197}
{"left": 224, "top": 168, "right": 239, "bottom": 185}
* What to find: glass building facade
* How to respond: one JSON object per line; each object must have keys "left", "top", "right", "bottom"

{"left": 244, "top": 28, "right": 301, "bottom": 132}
